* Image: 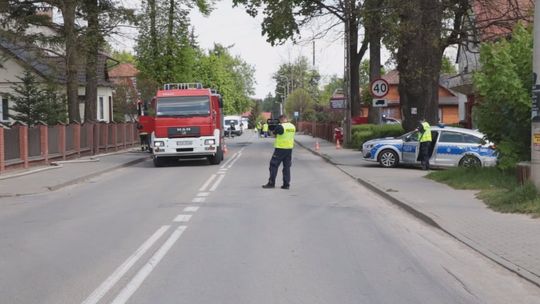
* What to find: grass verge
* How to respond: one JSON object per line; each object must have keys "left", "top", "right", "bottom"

{"left": 427, "top": 167, "right": 540, "bottom": 217}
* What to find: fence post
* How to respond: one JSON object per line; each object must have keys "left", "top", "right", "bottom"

{"left": 111, "top": 122, "right": 118, "bottom": 151}
{"left": 58, "top": 123, "right": 66, "bottom": 160}
{"left": 39, "top": 123, "right": 49, "bottom": 164}
{"left": 102, "top": 122, "right": 108, "bottom": 153}
{"left": 122, "top": 123, "right": 127, "bottom": 149}
{"left": 93, "top": 123, "right": 100, "bottom": 155}
{"left": 0, "top": 126, "right": 5, "bottom": 173}
{"left": 73, "top": 122, "right": 81, "bottom": 157}
{"left": 14, "top": 122, "right": 29, "bottom": 168}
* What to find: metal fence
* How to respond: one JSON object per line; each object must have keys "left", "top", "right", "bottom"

{"left": 66, "top": 124, "right": 75, "bottom": 152}
{"left": 1, "top": 122, "right": 139, "bottom": 173}
{"left": 28, "top": 126, "right": 41, "bottom": 158}
{"left": 4, "top": 127, "right": 20, "bottom": 161}
{"left": 297, "top": 121, "right": 339, "bottom": 142}
{"left": 48, "top": 126, "right": 59, "bottom": 155}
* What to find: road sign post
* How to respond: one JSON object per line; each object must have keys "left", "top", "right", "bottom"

{"left": 371, "top": 79, "right": 389, "bottom": 123}
{"left": 370, "top": 78, "right": 389, "bottom": 99}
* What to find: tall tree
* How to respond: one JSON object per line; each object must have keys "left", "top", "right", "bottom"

{"left": 136, "top": 0, "right": 210, "bottom": 84}
{"left": 232, "top": 0, "right": 369, "bottom": 119}
{"left": 84, "top": 0, "right": 100, "bottom": 122}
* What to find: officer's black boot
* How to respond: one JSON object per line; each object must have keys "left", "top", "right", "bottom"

{"left": 262, "top": 182, "right": 275, "bottom": 189}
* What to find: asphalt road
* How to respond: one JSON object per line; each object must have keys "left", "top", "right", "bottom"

{"left": 0, "top": 131, "right": 539, "bottom": 304}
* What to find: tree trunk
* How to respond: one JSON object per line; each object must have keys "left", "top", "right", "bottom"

{"left": 84, "top": 0, "right": 99, "bottom": 122}
{"left": 149, "top": 0, "right": 160, "bottom": 82}
{"left": 396, "top": 0, "right": 442, "bottom": 131}
{"left": 349, "top": 14, "right": 361, "bottom": 118}
{"left": 62, "top": 0, "right": 80, "bottom": 122}
{"left": 366, "top": 0, "right": 382, "bottom": 124}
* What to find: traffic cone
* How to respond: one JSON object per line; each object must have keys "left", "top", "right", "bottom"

{"left": 336, "top": 139, "right": 341, "bottom": 150}
{"left": 223, "top": 144, "right": 228, "bottom": 154}
{"left": 315, "top": 140, "right": 320, "bottom": 152}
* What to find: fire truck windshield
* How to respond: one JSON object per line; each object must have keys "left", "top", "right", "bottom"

{"left": 156, "top": 96, "right": 210, "bottom": 117}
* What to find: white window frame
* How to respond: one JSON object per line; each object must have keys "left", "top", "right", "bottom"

{"left": 98, "top": 96, "right": 104, "bottom": 121}
{"left": 1, "top": 97, "right": 9, "bottom": 121}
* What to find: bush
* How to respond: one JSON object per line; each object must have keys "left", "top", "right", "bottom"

{"left": 350, "top": 124, "right": 405, "bottom": 149}
{"left": 473, "top": 24, "right": 532, "bottom": 169}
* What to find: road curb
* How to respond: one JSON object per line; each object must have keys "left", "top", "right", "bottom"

{"left": 47, "top": 156, "right": 149, "bottom": 191}
{"left": 0, "top": 165, "right": 63, "bottom": 181}
{"left": 296, "top": 139, "right": 540, "bottom": 287}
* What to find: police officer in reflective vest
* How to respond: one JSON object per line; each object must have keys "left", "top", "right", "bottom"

{"left": 417, "top": 119, "right": 432, "bottom": 170}
{"left": 262, "top": 115, "right": 296, "bottom": 189}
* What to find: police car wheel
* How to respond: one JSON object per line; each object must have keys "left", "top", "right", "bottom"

{"left": 379, "top": 150, "right": 398, "bottom": 168}
{"left": 459, "top": 155, "right": 481, "bottom": 168}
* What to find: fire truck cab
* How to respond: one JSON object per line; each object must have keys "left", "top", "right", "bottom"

{"left": 147, "top": 83, "right": 225, "bottom": 167}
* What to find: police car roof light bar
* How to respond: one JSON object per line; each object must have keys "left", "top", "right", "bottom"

{"left": 163, "top": 83, "right": 203, "bottom": 90}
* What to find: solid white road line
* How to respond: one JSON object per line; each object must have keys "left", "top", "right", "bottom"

{"left": 183, "top": 206, "right": 199, "bottom": 212}
{"left": 220, "top": 152, "right": 239, "bottom": 169}
{"left": 81, "top": 225, "right": 170, "bottom": 304}
{"left": 173, "top": 214, "right": 192, "bottom": 223}
{"left": 192, "top": 197, "right": 206, "bottom": 203}
{"left": 227, "top": 152, "right": 242, "bottom": 169}
{"left": 110, "top": 226, "right": 188, "bottom": 304}
{"left": 197, "top": 192, "right": 209, "bottom": 197}
{"left": 209, "top": 174, "right": 226, "bottom": 192}
{"left": 199, "top": 174, "right": 216, "bottom": 192}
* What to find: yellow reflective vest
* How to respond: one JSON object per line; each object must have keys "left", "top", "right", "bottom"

{"left": 274, "top": 122, "right": 296, "bottom": 149}
{"left": 419, "top": 121, "right": 432, "bottom": 142}
{"left": 262, "top": 123, "right": 269, "bottom": 132}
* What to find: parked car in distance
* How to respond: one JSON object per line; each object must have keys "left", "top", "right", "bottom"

{"left": 362, "top": 126, "right": 497, "bottom": 168}
{"left": 224, "top": 115, "right": 243, "bottom": 136}
{"left": 382, "top": 116, "right": 401, "bottom": 125}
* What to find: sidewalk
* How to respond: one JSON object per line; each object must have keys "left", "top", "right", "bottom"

{"left": 295, "top": 134, "right": 540, "bottom": 286}
{"left": 0, "top": 150, "right": 149, "bottom": 197}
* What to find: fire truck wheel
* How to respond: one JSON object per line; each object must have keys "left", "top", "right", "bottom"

{"left": 153, "top": 156, "right": 165, "bottom": 167}
{"left": 208, "top": 147, "right": 223, "bottom": 165}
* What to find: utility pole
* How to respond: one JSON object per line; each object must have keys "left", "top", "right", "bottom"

{"left": 531, "top": 0, "right": 540, "bottom": 187}
{"left": 343, "top": 0, "right": 352, "bottom": 145}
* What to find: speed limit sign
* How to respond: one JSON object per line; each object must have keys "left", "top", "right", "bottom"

{"left": 370, "top": 78, "right": 389, "bottom": 98}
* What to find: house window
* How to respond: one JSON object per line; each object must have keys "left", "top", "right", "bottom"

{"left": 99, "top": 96, "right": 104, "bottom": 121}
{"left": 1, "top": 97, "right": 8, "bottom": 121}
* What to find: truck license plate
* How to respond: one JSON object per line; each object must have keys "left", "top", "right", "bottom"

{"left": 177, "top": 141, "right": 192, "bottom": 146}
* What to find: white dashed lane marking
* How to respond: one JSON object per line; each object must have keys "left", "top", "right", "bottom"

{"left": 197, "top": 192, "right": 209, "bottom": 197}
{"left": 199, "top": 174, "right": 216, "bottom": 192}
{"left": 183, "top": 206, "right": 199, "bottom": 212}
{"left": 111, "top": 226, "right": 188, "bottom": 304}
{"left": 173, "top": 214, "right": 192, "bottom": 223}
{"left": 209, "top": 174, "right": 225, "bottom": 192}
{"left": 192, "top": 197, "right": 206, "bottom": 203}
{"left": 81, "top": 225, "right": 170, "bottom": 304}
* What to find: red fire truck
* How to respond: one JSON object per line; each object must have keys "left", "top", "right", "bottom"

{"left": 139, "top": 83, "right": 225, "bottom": 167}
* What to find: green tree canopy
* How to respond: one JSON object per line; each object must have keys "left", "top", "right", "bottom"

{"left": 473, "top": 24, "right": 532, "bottom": 169}
{"left": 7, "top": 70, "right": 67, "bottom": 125}
{"left": 194, "top": 44, "right": 256, "bottom": 114}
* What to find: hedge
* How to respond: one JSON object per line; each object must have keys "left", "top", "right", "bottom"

{"left": 350, "top": 124, "right": 405, "bottom": 150}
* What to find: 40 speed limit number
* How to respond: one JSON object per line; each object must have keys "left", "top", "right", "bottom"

{"left": 370, "top": 79, "right": 389, "bottom": 98}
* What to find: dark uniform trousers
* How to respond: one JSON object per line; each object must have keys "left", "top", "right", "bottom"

{"left": 269, "top": 148, "right": 292, "bottom": 186}
{"left": 419, "top": 141, "right": 431, "bottom": 170}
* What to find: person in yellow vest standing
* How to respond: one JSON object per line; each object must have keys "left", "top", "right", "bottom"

{"left": 262, "top": 115, "right": 296, "bottom": 189}
{"left": 262, "top": 121, "right": 269, "bottom": 138}
{"left": 416, "top": 118, "right": 432, "bottom": 170}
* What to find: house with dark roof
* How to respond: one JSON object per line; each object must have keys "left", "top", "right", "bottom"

{"left": 357, "top": 70, "right": 462, "bottom": 124}
{"left": 0, "top": 16, "right": 115, "bottom": 123}
{"left": 446, "top": 0, "right": 533, "bottom": 128}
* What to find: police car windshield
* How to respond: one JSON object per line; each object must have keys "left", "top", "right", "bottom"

{"left": 156, "top": 96, "right": 210, "bottom": 117}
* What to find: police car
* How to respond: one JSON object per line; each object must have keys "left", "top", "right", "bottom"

{"left": 362, "top": 126, "right": 497, "bottom": 168}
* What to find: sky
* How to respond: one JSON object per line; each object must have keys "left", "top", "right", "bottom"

{"left": 114, "top": 0, "right": 355, "bottom": 99}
